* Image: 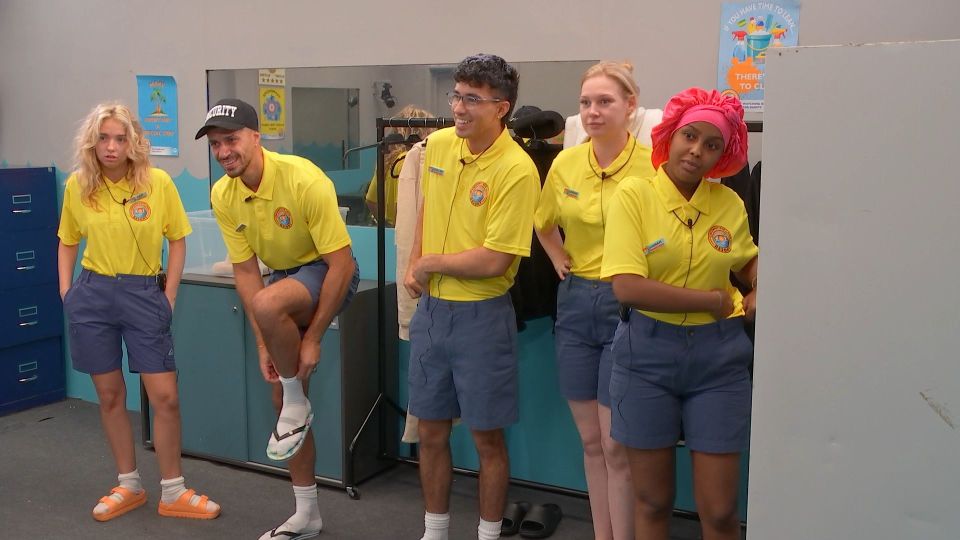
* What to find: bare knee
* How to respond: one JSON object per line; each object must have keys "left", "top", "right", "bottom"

{"left": 418, "top": 421, "right": 452, "bottom": 453}
{"left": 698, "top": 501, "right": 740, "bottom": 533}
{"left": 251, "top": 289, "right": 283, "bottom": 329}
{"left": 634, "top": 487, "right": 674, "bottom": 520}
{"left": 581, "top": 429, "right": 603, "bottom": 459}
{"left": 473, "top": 430, "right": 507, "bottom": 462}
{"left": 97, "top": 386, "right": 127, "bottom": 411}
{"left": 635, "top": 497, "right": 673, "bottom": 521}
{"left": 148, "top": 389, "right": 180, "bottom": 417}
{"left": 601, "top": 434, "right": 628, "bottom": 469}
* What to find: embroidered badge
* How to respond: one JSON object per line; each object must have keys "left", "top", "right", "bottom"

{"left": 643, "top": 238, "right": 665, "bottom": 255}
{"left": 129, "top": 201, "right": 151, "bottom": 222}
{"left": 429, "top": 165, "right": 445, "bottom": 175}
{"left": 469, "top": 181, "right": 489, "bottom": 207}
{"left": 274, "top": 207, "right": 293, "bottom": 229}
{"left": 707, "top": 225, "right": 732, "bottom": 253}
{"left": 563, "top": 187, "right": 580, "bottom": 199}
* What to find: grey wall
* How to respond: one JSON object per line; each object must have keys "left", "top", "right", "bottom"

{"left": 749, "top": 39, "right": 960, "bottom": 539}
{"left": 2, "top": 0, "right": 959, "bottom": 180}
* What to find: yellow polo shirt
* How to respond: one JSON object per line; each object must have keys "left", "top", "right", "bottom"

{"left": 210, "top": 149, "right": 351, "bottom": 270}
{"left": 364, "top": 151, "right": 406, "bottom": 226}
{"left": 421, "top": 127, "right": 539, "bottom": 301}
{"left": 534, "top": 134, "right": 654, "bottom": 279}
{"left": 601, "top": 167, "right": 758, "bottom": 325}
{"left": 57, "top": 168, "right": 191, "bottom": 276}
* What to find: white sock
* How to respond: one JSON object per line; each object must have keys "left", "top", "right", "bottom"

{"left": 421, "top": 511, "right": 450, "bottom": 540}
{"left": 160, "top": 476, "right": 220, "bottom": 513}
{"left": 93, "top": 470, "right": 143, "bottom": 515}
{"left": 280, "top": 375, "right": 307, "bottom": 405}
{"left": 277, "top": 375, "right": 310, "bottom": 433}
{"left": 478, "top": 517, "right": 502, "bottom": 540}
{"left": 277, "top": 484, "right": 323, "bottom": 533}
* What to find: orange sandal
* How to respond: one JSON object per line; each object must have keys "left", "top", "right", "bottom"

{"left": 92, "top": 486, "right": 147, "bottom": 522}
{"left": 157, "top": 489, "right": 220, "bottom": 519}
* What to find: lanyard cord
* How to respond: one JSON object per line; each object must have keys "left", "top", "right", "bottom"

{"left": 103, "top": 180, "right": 160, "bottom": 275}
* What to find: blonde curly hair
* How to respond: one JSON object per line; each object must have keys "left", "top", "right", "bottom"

{"left": 384, "top": 105, "right": 435, "bottom": 167}
{"left": 72, "top": 102, "right": 152, "bottom": 210}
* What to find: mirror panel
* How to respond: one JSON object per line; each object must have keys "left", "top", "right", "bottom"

{"left": 206, "top": 61, "right": 597, "bottom": 226}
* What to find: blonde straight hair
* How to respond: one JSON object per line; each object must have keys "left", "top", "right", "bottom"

{"left": 581, "top": 60, "right": 640, "bottom": 100}
{"left": 72, "top": 102, "right": 152, "bottom": 210}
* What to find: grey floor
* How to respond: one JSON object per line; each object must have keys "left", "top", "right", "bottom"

{"left": 0, "top": 399, "right": 706, "bottom": 539}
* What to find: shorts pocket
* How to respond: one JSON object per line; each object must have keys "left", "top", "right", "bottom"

{"left": 608, "top": 360, "right": 628, "bottom": 402}
{"left": 61, "top": 281, "right": 82, "bottom": 314}
{"left": 154, "top": 288, "right": 173, "bottom": 326}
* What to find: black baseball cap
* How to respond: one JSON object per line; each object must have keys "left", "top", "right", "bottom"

{"left": 195, "top": 98, "right": 259, "bottom": 139}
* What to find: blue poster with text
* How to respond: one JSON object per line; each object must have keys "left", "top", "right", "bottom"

{"left": 137, "top": 75, "right": 179, "bottom": 156}
{"left": 718, "top": 2, "right": 800, "bottom": 112}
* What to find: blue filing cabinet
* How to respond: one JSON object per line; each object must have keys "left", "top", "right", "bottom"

{"left": 142, "top": 275, "right": 397, "bottom": 495}
{"left": 0, "top": 167, "right": 65, "bottom": 416}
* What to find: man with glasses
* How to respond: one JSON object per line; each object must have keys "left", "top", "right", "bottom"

{"left": 404, "top": 54, "right": 540, "bottom": 540}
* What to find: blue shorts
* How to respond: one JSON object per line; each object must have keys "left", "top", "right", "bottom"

{"left": 407, "top": 294, "right": 518, "bottom": 431}
{"left": 268, "top": 257, "right": 361, "bottom": 317}
{"left": 554, "top": 275, "right": 619, "bottom": 403}
{"left": 63, "top": 269, "right": 175, "bottom": 374}
{"left": 609, "top": 311, "right": 753, "bottom": 453}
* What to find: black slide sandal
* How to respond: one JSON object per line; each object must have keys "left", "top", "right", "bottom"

{"left": 519, "top": 503, "right": 563, "bottom": 538}
{"left": 502, "top": 501, "right": 531, "bottom": 536}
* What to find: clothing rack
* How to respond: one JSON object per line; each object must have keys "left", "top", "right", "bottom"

{"left": 345, "top": 117, "right": 455, "bottom": 498}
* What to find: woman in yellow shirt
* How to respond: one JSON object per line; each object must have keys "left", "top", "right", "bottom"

{"left": 365, "top": 105, "right": 435, "bottom": 226}
{"left": 58, "top": 103, "right": 219, "bottom": 522}
{"left": 534, "top": 61, "right": 655, "bottom": 540}
{"left": 601, "top": 88, "right": 757, "bottom": 540}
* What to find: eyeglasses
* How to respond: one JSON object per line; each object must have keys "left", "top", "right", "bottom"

{"left": 447, "top": 92, "right": 503, "bottom": 109}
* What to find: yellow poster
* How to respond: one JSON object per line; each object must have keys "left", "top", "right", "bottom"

{"left": 259, "top": 86, "right": 285, "bottom": 139}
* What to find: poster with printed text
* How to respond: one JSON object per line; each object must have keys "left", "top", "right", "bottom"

{"left": 137, "top": 75, "right": 179, "bottom": 156}
{"left": 259, "top": 68, "right": 286, "bottom": 86}
{"left": 259, "top": 86, "right": 286, "bottom": 140}
{"left": 718, "top": 1, "right": 800, "bottom": 112}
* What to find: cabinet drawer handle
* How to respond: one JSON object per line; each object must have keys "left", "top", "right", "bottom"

{"left": 16, "top": 265, "right": 36, "bottom": 271}
{"left": 19, "top": 375, "right": 38, "bottom": 383}
{"left": 18, "top": 320, "right": 38, "bottom": 327}
{"left": 11, "top": 209, "right": 33, "bottom": 214}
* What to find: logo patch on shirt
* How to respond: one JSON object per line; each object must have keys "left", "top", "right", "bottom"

{"left": 707, "top": 225, "right": 732, "bottom": 253}
{"left": 563, "top": 187, "right": 580, "bottom": 199}
{"left": 643, "top": 238, "right": 665, "bottom": 255}
{"left": 469, "top": 182, "right": 489, "bottom": 207}
{"left": 274, "top": 207, "right": 293, "bottom": 229}
{"left": 429, "top": 165, "right": 445, "bottom": 176}
{"left": 129, "top": 201, "right": 151, "bottom": 222}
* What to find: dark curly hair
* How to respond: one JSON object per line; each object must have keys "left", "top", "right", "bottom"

{"left": 453, "top": 53, "right": 519, "bottom": 122}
